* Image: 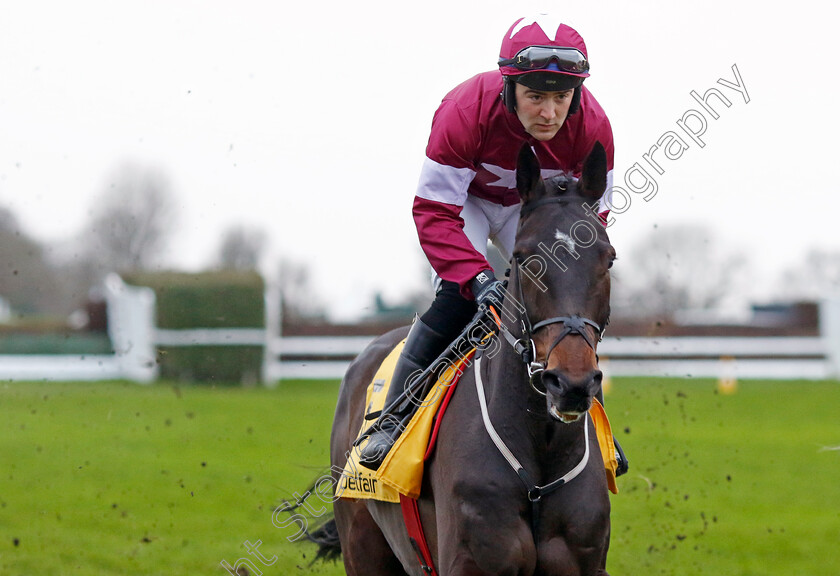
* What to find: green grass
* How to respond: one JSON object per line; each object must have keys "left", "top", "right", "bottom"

{"left": 1, "top": 377, "right": 838, "bottom": 575}
{"left": 606, "top": 378, "right": 840, "bottom": 575}
{"left": 0, "top": 380, "right": 342, "bottom": 575}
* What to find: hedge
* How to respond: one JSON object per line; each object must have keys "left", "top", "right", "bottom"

{"left": 0, "top": 332, "right": 113, "bottom": 354}
{"left": 123, "top": 271, "right": 265, "bottom": 383}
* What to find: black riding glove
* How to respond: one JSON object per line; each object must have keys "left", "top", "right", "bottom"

{"left": 471, "top": 270, "right": 505, "bottom": 310}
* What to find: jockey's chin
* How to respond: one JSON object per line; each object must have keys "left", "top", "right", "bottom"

{"left": 527, "top": 123, "right": 563, "bottom": 141}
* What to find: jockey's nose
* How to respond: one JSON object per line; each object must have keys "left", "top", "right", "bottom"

{"left": 540, "top": 102, "right": 556, "bottom": 119}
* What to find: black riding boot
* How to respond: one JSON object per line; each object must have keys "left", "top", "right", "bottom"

{"left": 597, "top": 387, "right": 629, "bottom": 477}
{"left": 613, "top": 434, "right": 629, "bottom": 477}
{"left": 358, "top": 316, "right": 450, "bottom": 471}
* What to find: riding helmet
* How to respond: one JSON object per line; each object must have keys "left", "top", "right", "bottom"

{"left": 499, "top": 15, "right": 590, "bottom": 116}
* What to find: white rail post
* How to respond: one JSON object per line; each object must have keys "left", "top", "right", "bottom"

{"left": 104, "top": 274, "right": 158, "bottom": 383}
{"left": 820, "top": 292, "right": 840, "bottom": 379}
{"left": 262, "top": 281, "right": 282, "bottom": 387}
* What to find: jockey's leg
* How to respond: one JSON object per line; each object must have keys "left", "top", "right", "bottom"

{"left": 358, "top": 281, "right": 475, "bottom": 471}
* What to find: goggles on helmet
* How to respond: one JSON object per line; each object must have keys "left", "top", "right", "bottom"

{"left": 498, "top": 45, "right": 589, "bottom": 75}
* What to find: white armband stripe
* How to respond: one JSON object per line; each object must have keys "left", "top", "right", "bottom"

{"left": 416, "top": 157, "right": 476, "bottom": 207}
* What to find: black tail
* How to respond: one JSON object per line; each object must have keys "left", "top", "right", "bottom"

{"left": 303, "top": 516, "right": 342, "bottom": 564}
{"left": 276, "top": 474, "right": 343, "bottom": 565}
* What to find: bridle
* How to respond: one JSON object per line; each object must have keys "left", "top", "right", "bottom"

{"left": 491, "top": 252, "right": 606, "bottom": 392}
{"left": 491, "top": 193, "right": 607, "bottom": 378}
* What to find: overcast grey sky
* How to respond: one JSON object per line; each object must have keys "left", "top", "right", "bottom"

{"left": 1, "top": 1, "right": 837, "bottom": 320}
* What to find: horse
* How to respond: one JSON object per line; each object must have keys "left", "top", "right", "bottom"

{"left": 328, "top": 141, "right": 615, "bottom": 576}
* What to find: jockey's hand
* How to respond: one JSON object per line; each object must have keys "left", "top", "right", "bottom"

{"left": 471, "top": 270, "right": 505, "bottom": 311}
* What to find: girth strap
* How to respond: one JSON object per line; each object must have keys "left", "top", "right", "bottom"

{"left": 400, "top": 494, "right": 438, "bottom": 575}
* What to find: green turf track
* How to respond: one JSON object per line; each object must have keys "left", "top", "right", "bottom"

{"left": 1, "top": 377, "right": 838, "bottom": 575}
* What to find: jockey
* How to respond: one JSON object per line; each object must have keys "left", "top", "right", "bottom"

{"left": 359, "top": 14, "right": 628, "bottom": 474}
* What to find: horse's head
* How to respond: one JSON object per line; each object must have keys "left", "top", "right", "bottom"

{"left": 511, "top": 142, "right": 614, "bottom": 423}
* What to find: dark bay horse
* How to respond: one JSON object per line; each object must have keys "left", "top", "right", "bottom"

{"left": 329, "top": 141, "right": 615, "bottom": 575}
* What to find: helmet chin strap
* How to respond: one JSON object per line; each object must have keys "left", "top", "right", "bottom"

{"left": 502, "top": 76, "right": 518, "bottom": 114}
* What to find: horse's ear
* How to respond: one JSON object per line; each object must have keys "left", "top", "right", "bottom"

{"left": 578, "top": 141, "right": 608, "bottom": 201}
{"left": 516, "top": 143, "right": 545, "bottom": 204}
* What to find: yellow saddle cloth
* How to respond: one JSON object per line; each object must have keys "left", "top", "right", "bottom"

{"left": 337, "top": 341, "right": 618, "bottom": 503}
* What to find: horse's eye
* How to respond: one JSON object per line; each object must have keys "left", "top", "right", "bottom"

{"left": 607, "top": 257, "right": 616, "bottom": 269}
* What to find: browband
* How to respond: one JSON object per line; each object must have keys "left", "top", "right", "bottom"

{"left": 519, "top": 195, "right": 590, "bottom": 218}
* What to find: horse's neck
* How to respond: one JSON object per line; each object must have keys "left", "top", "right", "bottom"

{"left": 481, "top": 341, "right": 547, "bottom": 440}
{"left": 482, "top": 343, "right": 529, "bottom": 412}
{"left": 482, "top": 334, "right": 585, "bottom": 471}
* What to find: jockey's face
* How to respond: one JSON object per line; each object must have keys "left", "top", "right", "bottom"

{"left": 514, "top": 83, "right": 574, "bottom": 141}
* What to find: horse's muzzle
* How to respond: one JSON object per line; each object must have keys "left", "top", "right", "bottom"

{"left": 541, "top": 369, "right": 602, "bottom": 423}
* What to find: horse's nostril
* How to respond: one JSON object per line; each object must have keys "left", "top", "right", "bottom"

{"left": 590, "top": 370, "right": 604, "bottom": 397}
{"left": 541, "top": 370, "right": 565, "bottom": 393}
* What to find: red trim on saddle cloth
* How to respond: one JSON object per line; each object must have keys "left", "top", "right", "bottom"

{"left": 400, "top": 349, "right": 475, "bottom": 576}
{"left": 423, "top": 361, "right": 465, "bottom": 461}
{"left": 400, "top": 494, "right": 439, "bottom": 576}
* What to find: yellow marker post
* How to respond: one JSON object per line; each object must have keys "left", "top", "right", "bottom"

{"left": 600, "top": 356, "right": 612, "bottom": 396}
{"left": 717, "top": 355, "right": 738, "bottom": 395}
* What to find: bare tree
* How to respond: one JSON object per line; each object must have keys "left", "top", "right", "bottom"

{"left": 277, "top": 257, "right": 325, "bottom": 322}
{"left": 215, "top": 225, "right": 267, "bottom": 270}
{"left": 776, "top": 249, "right": 840, "bottom": 299}
{"left": 0, "top": 207, "right": 64, "bottom": 315}
{"left": 611, "top": 224, "right": 748, "bottom": 319}
{"left": 83, "top": 163, "right": 176, "bottom": 272}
